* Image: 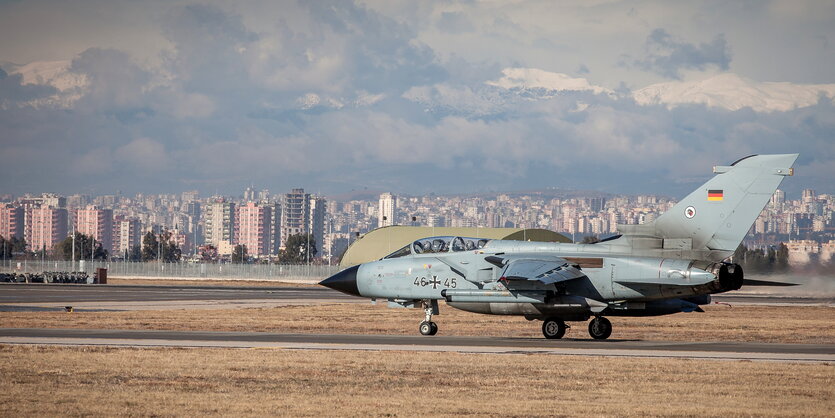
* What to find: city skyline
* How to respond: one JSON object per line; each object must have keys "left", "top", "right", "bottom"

{"left": 1, "top": 185, "right": 832, "bottom": 265}
{"left": 1, "top": 1, "right": 834, "bottom": 197}
{"left": 2, "top": 180, "right": 829, "bottom": 204}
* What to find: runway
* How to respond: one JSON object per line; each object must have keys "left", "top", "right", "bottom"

{"left": 0, "top": 283, "right": 359, "bottom": 311}
{"left": 2, "top": 283, "right": 832, "bottom": 311}
{"left": 2, "top": 327, "right": 833, "bottom": 362}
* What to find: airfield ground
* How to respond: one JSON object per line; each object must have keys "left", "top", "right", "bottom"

{"left": 1, "top": 345, "right": 832, "bottom": 416}
{"left": 1, "top": 282, "right": 833, "bottom": 416}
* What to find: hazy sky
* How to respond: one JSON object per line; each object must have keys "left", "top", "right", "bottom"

{"left": 1, "top": 0, "right": 833, "bottom": 198}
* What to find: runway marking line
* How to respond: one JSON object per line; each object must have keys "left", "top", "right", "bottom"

{"left": 1, "top": 336, "right": 832, "bottom": 363}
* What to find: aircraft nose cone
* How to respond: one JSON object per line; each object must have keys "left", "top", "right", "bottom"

{"left": 319, "top": 265, "right": 361, "bottom": 297}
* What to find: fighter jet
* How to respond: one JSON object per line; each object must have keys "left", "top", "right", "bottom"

{"left": 321, "top": 154, "right": 799, "bottom": 339}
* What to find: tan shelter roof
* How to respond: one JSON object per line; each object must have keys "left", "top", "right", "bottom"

{"left": 339, "top": 226, "right": 570, "bottom": 268}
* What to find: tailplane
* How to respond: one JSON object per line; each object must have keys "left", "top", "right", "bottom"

{"left": 618, "top": 154, "right": 798, "bottom": 258}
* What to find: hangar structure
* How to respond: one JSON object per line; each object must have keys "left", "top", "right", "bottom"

{"left": 338, "top": 226, "right": 570, "bottom": 268}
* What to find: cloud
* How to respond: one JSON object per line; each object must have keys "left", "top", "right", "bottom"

{"left": 69, "top": 48, "right": 151, "bottom": 111}
{"left": 630, "top": 29, "right": 732, "bottom": 79}
{"left": 0, "top": 66, "right": 59, "bottom": 108}
{"left": 436, "top": 11, "right": 475, "bottom": 34}
{"left": 114, "top": 137, "right": 172, "bottom": 173}
{"left": 0, "top": 1, "right": 833, "bottom": 198}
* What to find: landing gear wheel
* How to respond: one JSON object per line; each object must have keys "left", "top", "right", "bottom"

{"left": 588, "top": 316, "right": 612, "bottom": 340}
{"left": 419, "top": 321, "right": 438, "bottom": 336}
{"left": 542, "top": 318, "right": 567, "bottom": 339}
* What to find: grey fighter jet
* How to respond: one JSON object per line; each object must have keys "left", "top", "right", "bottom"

{"left": 321, "top": 154, "right": 799, "bottom": 339}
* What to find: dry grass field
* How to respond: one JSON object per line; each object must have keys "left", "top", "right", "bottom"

{"left": 2, "top": 302, "right": 834, "bottom": 344}
{"left": 0, "top": 345, "right": 832, "bottom": 417}
{"left": 3, "top": 282, "right": 834, "bottom": 416}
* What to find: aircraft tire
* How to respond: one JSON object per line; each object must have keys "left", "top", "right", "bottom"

{"left": 419, "top": 321, "right": 434, "bottom": 336}
{"left": 588, "top": 317, "right": 612, "bottom": 340}
{"left": 542, "top": 318, "right": 566, "bottom": 339}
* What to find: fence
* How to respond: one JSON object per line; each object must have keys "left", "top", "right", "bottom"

{"left": 0, "top": 259, "right": 341, "bottom": 283}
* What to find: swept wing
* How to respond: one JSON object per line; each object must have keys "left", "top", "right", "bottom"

{"left": 486, "top": 255, "right": 587, "bottom": 285}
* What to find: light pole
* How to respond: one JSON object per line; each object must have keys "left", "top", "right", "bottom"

{"left": 71, "top": 225, "right": 75, "bottom": 272}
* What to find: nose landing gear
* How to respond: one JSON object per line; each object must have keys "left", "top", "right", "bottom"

{"left": 419, "top": 300, "right": 439, "bottom": 336}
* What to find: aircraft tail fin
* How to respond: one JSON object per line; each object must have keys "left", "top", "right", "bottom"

{"left": 619, "top": 154, "right": 798, "bottom": 254}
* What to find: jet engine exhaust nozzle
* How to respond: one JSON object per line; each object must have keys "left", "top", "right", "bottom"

{"left": 319, "top": 265, "right": 361, "bottom": 297}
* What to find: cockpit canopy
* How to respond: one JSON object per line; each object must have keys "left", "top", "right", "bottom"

{"left": 383, "top": 236, "right": 491, "bottom": 259}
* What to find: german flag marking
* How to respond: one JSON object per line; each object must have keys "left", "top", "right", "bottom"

{"left": 707, "top": 189, "right": 724, "bottom": 201}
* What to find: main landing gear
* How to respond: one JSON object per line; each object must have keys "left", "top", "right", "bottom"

{"left": 542, "top": 317, "right": 568, "bottom": 339}
{"left": 540, "top": 316, "right": 612, "bottom": 340}
{"left": 419, "top": 300, "right": 439, "bottom": 336}
{"left": 588, "top": 316, "right": 612, "bottom": 340}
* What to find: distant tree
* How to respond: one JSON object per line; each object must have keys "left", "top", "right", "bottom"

{"left": 231, "top": 244, "right": 248, "bottom": 264}
{"left": 143, "top": 230, "right": 181, "bottom": 262}
{"left": 580, "top": 235, "right": 600, "bottom": 244}
{"left": 0, "top": 235, "right": 28, "bottom": 258}
{"left": 279, "top": 234, "right": 317, "bottom": 263}
{"left": 0, "top": 235, "right": 11, "bottom": 259}
{"left": 9, "top": 236, "right": 26, "bottom": 254}
{"left": 128, "top": 245, "right": 142, "bottom": 262}
{"left": 198, "top": 245, "right": 218, "bottom": 262}
{"left": 158, "top": 230, "right": 182, "bottom": 263}
{"left": 55, "top": 233, "right": 107, "bottom": 261}
{"left": 33, "top": 244, "right": 49, "bottom": 260}
{"left": 141, "top": 232, "right": 159, "bottom": 261}
{"left": 775, "top": 243, "right": 789, "bottom": 271}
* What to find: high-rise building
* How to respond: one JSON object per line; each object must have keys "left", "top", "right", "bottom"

{"left": 258, "top": 189, "right": 271, "bottom": 202}
{"left": 181, "top": 190, "right": 199, "bottom": 203}
{"left": 75, "top": 205, "right": 114, "bottom": 252}
{"left": 427, "top": 214, "right": 446, "bottom": 227}
{"left": 236, "top": 202, "right": 272, "bottom": 256}
{"left": 66, "top": 194, "right": 88, "bottom": 208}
{"left": 281, "top": 189, "right": 310, "bottom": 248}
{"left": 25, "top": 206, "right": 68, "bottom": 252}
{"left": 378, "top": 193, "right": 396, "bottom": 228}
{"left": 267, "top": 202, "right": 281, "bottom": 255}
{"left": 184, "top": 201, "right": 201, "bottom": 220}
{"left": 590, "top": 197, "right": 606, "bottom": 213}
{"left": 771, "top": 189, "right": 786, "bottom": 208}
{"left": 204, "top": 198, "right": 235, "bottom": 249}
{"left": 243, "top": 187, "right": 256, "bottom": 202}
{"left": 113, "top": 216, "right": 142, "bottom": 256}
{"left": 0, "top": 204, "right": 24, "bottom": 240}
{"left": 309, "top": 196, "right": 326, "bottom": 257}
{"left": 19, "top": 193, "right": 66, "bottom": 209}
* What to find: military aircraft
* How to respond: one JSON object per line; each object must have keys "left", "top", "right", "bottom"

{"left": 321, "top": 154, "right": 799, "bottom": 339}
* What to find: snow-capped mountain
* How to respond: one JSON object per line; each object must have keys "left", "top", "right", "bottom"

{"left": 486, "top": 67, "right": 614, "bottom": 95}
{"left": 633, "top": 73, "right": 835, "bottom": 112}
